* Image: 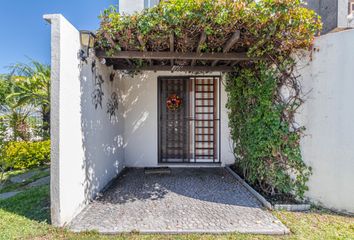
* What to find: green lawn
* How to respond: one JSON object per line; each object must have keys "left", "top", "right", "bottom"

{"left": 0, "top": 180, "right": 353, "bottom": 240}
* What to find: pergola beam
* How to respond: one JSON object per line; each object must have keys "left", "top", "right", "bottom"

{"left": 211, "top": 31, "right": 240, "bottom": 67}
{"left": 170, "top": 33, "right": 174, "bottom": 66}
{"left": 96, "top": 50, "right": 255, "bottom": 61}
{"left": 230, "top": 60, "right": 240, "bottom": 67}
{"left": 137, "top": 34, "right": 153, "bottom": 66}
{"left": 191, "top": 32, "right": 207, "bottom": 66}
{"left": 112, "top": 65, "right": 234, "bottom": 72}
{"left": 125, "top": 59, "right": 133, "bottom": 66}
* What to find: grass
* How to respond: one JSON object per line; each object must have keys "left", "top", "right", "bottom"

{"left": 0, "top": 184, "right": 353, "bottom": 240}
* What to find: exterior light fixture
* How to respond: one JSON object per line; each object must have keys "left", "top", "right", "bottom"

{"left": 79, "top": 30, "right": 95, "bottom": 61}
{"left": 99, "top": 58, "right": 106, "bottom": 65}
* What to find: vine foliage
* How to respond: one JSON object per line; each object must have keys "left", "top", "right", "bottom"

{"left": 226, "top": 61, "right": 311, "bottom": 199}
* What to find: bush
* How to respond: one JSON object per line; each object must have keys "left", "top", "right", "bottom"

{"left": 2, "top": 141, "right": 50, "bottom": 170}
{"left": 226, "top": 63, "right": 311, "bottom": 199}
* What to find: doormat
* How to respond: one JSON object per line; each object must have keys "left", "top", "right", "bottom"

{"left": 144, "top": 167, "right": 171, "bottom": 175}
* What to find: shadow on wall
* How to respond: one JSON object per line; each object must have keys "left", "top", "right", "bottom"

{"left": 79, "top": 56, "right": 125, "bottom": 201}
{"left": 120, "top": 72, "right": 152, "bottom": 166}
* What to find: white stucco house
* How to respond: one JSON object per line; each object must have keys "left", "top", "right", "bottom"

{"left": 45, "top": 0, "right": 354, "bottom": 226}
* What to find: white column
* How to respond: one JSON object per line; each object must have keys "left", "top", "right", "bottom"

{"left": 44, "top": 14, "right": 87, "bottom": 226}
{"left": 44, "top": 14, "right": 126, "bottom": 226}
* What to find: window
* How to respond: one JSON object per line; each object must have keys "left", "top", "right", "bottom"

{"left": 350, "top": 2, "right": 354, "bottom": 15}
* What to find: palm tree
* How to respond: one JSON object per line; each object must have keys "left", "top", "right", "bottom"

{"left": 0, "top": 74, "right": 31, "bottom": 141}
{"left": 7, "top": 61, "right": 51, "bottom": 139}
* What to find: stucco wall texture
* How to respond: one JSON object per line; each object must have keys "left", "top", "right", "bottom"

{"left": 44, "top": 14, "right": 125, "bottom": 226}
{"left": 297, "top": 29, "right": 354, "bottom": 214}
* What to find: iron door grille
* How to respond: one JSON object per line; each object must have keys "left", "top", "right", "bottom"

{"left": 193, "top": 77, "right": 218, "bottom": 162}
{"left": 158, "top": 76, "right": 220, "bottom": 164}
{"left": 159, "top": 77, "right": 190, "bottom": 163}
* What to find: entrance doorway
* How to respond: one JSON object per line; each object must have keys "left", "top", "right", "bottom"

{"left": 158, "top": 76, "right": 220, "bottom": 164}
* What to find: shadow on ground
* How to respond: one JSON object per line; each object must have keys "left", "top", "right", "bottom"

{"left": 100, "top": 168, "right": 260, "bottom": 207}
{"left": 0, "top": 185, "right": 50, "bottom": 223}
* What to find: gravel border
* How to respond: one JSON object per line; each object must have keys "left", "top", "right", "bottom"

{"left": 225, "top": 166, "right": 311, "bottom": 212}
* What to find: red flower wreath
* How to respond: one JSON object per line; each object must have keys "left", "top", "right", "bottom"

{"left": 166, "top": 94, "right": 182, "bottom": 111}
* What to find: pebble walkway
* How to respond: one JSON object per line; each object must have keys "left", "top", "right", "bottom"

{"left": 69, "top": 168, "right": 289, "bottom": 234}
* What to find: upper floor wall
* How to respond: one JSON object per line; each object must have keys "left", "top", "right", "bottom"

{"left": 306, "top": 0, "right": 350, "bottom": 34}
{"left": 118, "top": 0, "right": 159, "bottom": 14}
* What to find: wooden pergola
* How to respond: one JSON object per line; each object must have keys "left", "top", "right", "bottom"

{"left": 95, "top": 30, "right": 258, "bottom": 72}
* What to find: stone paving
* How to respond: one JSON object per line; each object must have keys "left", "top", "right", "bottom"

{"left": 69, "top": 168, "right": 289, "bottom": 234}
{"left": 0, "top": 191, "right": 22, "bottom": 200}
{"left": 28, "top": 176, "right": 50, "bottom": 187}
{"left": 10, "top": 171, "right": 39, "bottom": 183}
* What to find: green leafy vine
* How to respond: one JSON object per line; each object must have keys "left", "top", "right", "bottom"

{"left": 226, "top": 61, "right": 312, "bottom": 199}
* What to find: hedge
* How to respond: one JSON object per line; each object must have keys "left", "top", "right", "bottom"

{"left": 1, "top": 141, "right": 50, "bottom": 170}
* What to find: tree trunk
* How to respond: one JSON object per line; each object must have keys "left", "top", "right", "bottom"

{"left": 42, "top": 106, "right": 50, "bottom": 140}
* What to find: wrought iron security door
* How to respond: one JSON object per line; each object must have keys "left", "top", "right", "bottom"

{"left": 158, "top": 77, "right": 220, "bottom": 164}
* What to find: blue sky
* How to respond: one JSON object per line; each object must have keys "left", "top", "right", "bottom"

{"left": 0, "top": 0, "right": 117, "bottom": 73}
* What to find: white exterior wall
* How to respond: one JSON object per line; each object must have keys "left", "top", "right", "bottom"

{"left": 338, "top": 0, "right": 349, "bottom": 28}
{"left": 119, "top": 0, "right": 144, "bottom": 14}
{"left": 120, "top": 72, "right": 234, "bottom": 167}
{"left": 297, "top": 30, "right": 354, "bottom": 214}
{"left": 44, "top": 14, "right": 125, "bottom": 226}
{"left": 119, "top": 0, "right": 159, "bottom": 14}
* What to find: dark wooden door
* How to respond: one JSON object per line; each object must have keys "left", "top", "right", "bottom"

{"left": 158, "top": 77, "right": 220, "bottom": 164}
{"left": 159, "top": 77, "right": 190, "bottom": 163}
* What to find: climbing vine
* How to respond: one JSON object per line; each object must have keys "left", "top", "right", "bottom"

{"left": 96, "top": 0, "right": 322, "bottom": 199}
{"left": 226, "top": 60, "right": 312, "bottom": 199}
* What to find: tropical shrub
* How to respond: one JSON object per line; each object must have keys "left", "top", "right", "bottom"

{"left": 8, "top": 61, "right": 51, "bottom": 140}
{"left": 2, "top": 141, "right": 50, "bottom": 170}
{"left": 1, "top": 61, "right": 50, "bottom": 142}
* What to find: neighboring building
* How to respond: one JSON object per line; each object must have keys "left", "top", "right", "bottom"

{"left": 349, "top": 0, "right": 354, "bottom": 14}
{"left": 305, "top": 0, "right": 351, "bottom": 33}
{"left": 45, "top": 0, "right": 354, "bottom": 226}
{"left": 118, "top": 0, "right": 159, "bottom": 14}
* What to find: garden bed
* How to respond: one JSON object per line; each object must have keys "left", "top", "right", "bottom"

{"left": 226, "top": 166, "right": 311, "bottom": 212}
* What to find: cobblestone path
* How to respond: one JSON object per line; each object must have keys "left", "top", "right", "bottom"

{"left": 70, "top": 168, "right": 289, "bottom": 234}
